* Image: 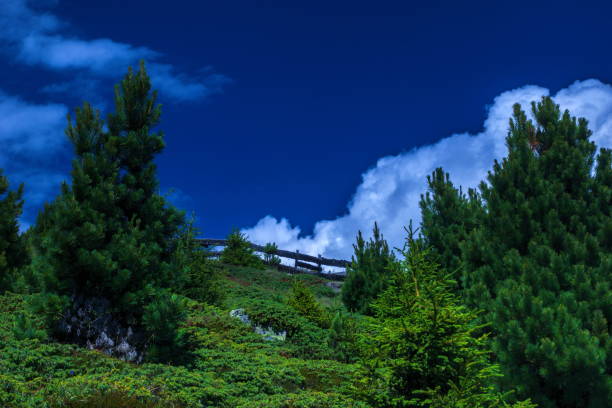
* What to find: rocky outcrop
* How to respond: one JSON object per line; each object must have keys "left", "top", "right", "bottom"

{"left": 55, "top": 296, "right": 146, "bottom": 363}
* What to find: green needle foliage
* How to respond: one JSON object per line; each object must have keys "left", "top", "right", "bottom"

{"left": 419, "top": 167, "right": 483, "bottom": 290}
{"left": 326, "top": 310, "right": 359, "bottom": 363}
{"left": 287, "top": 279, "right": 331, "bottom": 328}
{"left": 220, "top": 229, "right": 265, "bottom": 269}
{"left": 173, "top": 216, "right": 224, "bottom": 306}
{"left": 356, "top": 229, "right": 535, "bottom": 408}
{"left": 263, "top": 242, "right": 282, "bottom": 265}
{"left": 342, "top": 222, "right": 396, "bottom": 315}
{"left": 31, "top": 62, "right": 187, "bottom": 345}
{"left": 0, "top": 169, "right": 27, "bottom": 293}
{"left": 420, "top": 97, "right": 612, "bottom": 407}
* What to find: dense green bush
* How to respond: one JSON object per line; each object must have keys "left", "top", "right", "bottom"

{"left": 45, "top": 388, "right": 182, "bottom": 408}
{"left": 342, "top": 222, "right": 396, "bottom": 315}
{"left": 326, "top": 310, "right": 359, "bottom": 363}
{"left": 220, "top": 230, "right": 265, "bottom": 269}
{"left": 287, "top": 279, "right": 331, "bottom": 328}
{"left": 244, "top": 299, "right": 331, "bottom": 359}
{"left": 12, "top": 312, "right": 47, "bottom": 341}
{"left": 141, "top": 291, "right": 190, "bottom": 364}
{"left": 173, "top": 218, "right": 224, "bottom": 306}
{"left": 233, "top": 391, "right": 370, "bottom": 408}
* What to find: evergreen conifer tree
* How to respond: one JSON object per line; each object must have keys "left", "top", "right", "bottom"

{"left": 356, "top": 229, "right": 535, "bottom": 408}
{"left": 33, "top": 62, "right": 185, "bottom": 320}
{"left": 421, "top": 97, "right": 611, "bottom": 407}
{"left": 287, "top": 279, "right": 330, "bottom": 328}
{"left": 342, "top": 222, "right": 396, "bottom": 315}
{"left": 0, "top": 170, "right": 27, "bottom": 292}
{"left": 419, "top": 167, "right": 483, "bottom": 290}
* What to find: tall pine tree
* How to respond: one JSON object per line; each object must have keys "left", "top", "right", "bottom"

{"left": 342, "top": 222, "right": 396, "bottom": 315}
{"left": 33, "top": 62, "right": 185, "bottom": 317}
{"left": 0, "top": 170, "right": 27, "bottom": 292}
{"left": 421, "top": 97, "right": 611, "bottom": 407}
{"left": 419, "top": 167, "right": 483, "bottom": 290}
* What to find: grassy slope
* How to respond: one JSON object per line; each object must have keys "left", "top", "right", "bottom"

{"left": 0, "top": 265, "right": 368, "bottom": 408}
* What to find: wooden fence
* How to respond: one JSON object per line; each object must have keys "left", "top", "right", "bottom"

{"left": 196, "top": 238, "right": 349, "bottom": 281}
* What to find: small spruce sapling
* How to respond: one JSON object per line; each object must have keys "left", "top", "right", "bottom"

{"left": 287, "top": 279, "right": 330, "bottom": 329}
{"left": 263, "top": 242, "right": 281, "bottom": 266}
{"left": 220, "top": 229, "right": 264, "bottom": 269}
{"left": 342, "top": 222, "right": 396, "bottom": 315}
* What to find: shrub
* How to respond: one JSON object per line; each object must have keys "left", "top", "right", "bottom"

{"left": 46, "top": 388, "right": 182, "bottom": 408}
{"left": 244, "top": 299, "right": 331, "bottom": 359}
{"left": 287, "top": 279, "right": 330, "bottom": 329}
{"left": 142, "top": 290, "right": 190, "bottom": 364}
{"left": 12, "top": 312, "right": 47, "bottom": 341}
{"left": 326, "top": 310, "right": 359, "bottom": 363}
{"left": 173, "top": 217, "right": 224, "bottom": 306}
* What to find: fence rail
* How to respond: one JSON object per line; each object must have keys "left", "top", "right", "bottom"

{"left": 196, "top": 238, "right": 349, "bottom": 281}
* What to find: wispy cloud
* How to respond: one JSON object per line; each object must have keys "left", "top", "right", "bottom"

{"left": 0, "top": 0, "right": 230, "bottom": 102}
{"left": 0, "top": 90, "right": 67, "bottom": 155}
{"left": 243, "top": 80, "right": 612, "bottom": 260}
{"left": 0, "top": 89, "right": 69, "bottom": 227}
{"left": 0, "top": 0, "right": 231, "bottom": 229}
{"left": 18, "top": 34, "right": 158, "bottom": 73}
{"left": 149, "top": 64, "right": 233, "bottom": 102}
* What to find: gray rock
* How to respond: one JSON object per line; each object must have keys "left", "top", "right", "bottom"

{"left": 230, "top": 308, "right": 286, "bottom": 341}
{"left": 56, "top": 295, "right": 145, "bottom": 363}
{"left": 325, "top": 281, "right": 343, "bottom": 293}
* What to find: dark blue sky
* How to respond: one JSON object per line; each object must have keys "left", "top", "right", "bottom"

{"left": 2, "top": 0, "right": 612, "bottom": 245}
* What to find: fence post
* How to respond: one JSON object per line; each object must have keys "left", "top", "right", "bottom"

{"left": 294, "top": 250, "right": 299, "bottom": 274}
{"left": 317, "top": 254, "right": 322, "bottom": 272}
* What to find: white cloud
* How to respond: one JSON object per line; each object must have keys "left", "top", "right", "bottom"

{"left": 0, "top": 0, "right": 60, "bottom": 43}
{"left": 0, "top": 0, "right": 229, "bottom": 102}
{"left": 0, "top": 90, "right": 68, "bottom": 227}
{"left": 0, "top": 90, "right": 67, "bottom": 155}
{"left": 148, "top": 63, "right": 233, "bottom": 102}
{"left": 243, "top": 80, "right": 612, "bottom": 260}
{"left": 18, "top": 34, "right": 158, "bottom": 73}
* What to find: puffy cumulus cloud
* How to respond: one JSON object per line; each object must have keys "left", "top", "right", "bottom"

{"left": 0, "top": 0, "right": 229, "bottom": 102}
{"left": 243, "top": 80, "right": 612, "bottom": 260}
{"left": 0, "top": 90, "right": 68, "bottom": 227}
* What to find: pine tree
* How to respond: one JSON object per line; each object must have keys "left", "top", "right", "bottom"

{"left": 419, "top": 167, "right": 483, "bottom": 290}
{"left": 422, "top": 97, "right": 611, "bottom": 407}
{"left": 356, "top": 229, "right": 536, "bottom": 408}
{"left": 33, "top": 62, "right": 185, "bottom": 319}
{"left": 342, "top": 222, "right": 396, "bottom": 315}
{"left": 0, "top": 170, "right": 27, "bottom": 292}
{"left": 287, "top": 279, "right": 330, "bottom": 328}
{"left": 220, "top": 229, "right": 264, "bottom": 269}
